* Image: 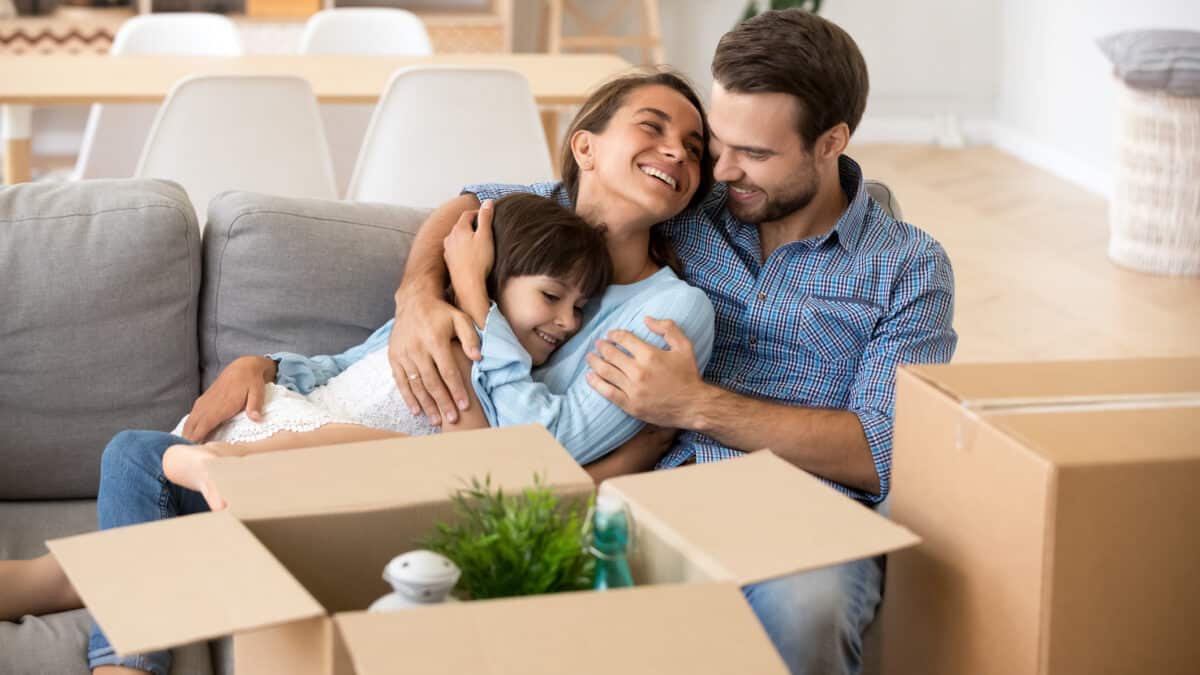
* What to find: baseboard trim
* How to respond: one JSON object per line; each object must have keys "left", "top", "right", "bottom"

{"left": 855, "top": 114, "right": 1111, "bottom": 197}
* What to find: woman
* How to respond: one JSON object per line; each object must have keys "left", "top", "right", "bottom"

{"left": 0, "top": 68, "right": 716, "bottom": 675}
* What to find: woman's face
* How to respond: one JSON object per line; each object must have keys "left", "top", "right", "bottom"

{"left": 496, "top": 275, "right": 589, "bottom": 366}
{"left": 581, "top": 85, "right": 706, "bottom": 224}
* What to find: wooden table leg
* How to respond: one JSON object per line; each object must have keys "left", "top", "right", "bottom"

{"left": 2, "top": 104, "right": 33, "bottom": 185}
{"left": 540, "top": 108, "right": 560, "bottom": 177}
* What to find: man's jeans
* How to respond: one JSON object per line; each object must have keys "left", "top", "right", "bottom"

{"left": 743, "top": 555, "right": 884, "bottom": 675}
{"left": 87, "top": 430, "right": 208, "bottom": 675}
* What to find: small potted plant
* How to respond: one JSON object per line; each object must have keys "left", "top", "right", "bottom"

{"left": 423, "top": 475, "right": 594, "bottom": 601}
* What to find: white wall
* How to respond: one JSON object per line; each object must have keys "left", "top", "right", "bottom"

{"left": 993, "top": 0, "right": 1200, "bottom": 195}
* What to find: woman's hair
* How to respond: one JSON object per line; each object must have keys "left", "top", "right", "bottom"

{"left": 559, "top": 68, "right": 713, "bottom": 277}
{"left": 487, "top": 192, "right": 613, "bottom": 301}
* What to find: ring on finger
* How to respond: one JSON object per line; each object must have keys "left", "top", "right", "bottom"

{"left": 408, "top": 372, "right": 420, "bottom": 381}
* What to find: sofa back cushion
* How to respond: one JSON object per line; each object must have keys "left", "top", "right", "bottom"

{"left": 200, "top": 191, "right": 424, "bottom": 390}
{"left": 0, "top": 179, "right": 201, "bottom": 499}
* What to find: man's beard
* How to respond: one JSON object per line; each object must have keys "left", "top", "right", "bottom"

{"left": 727, "top": 164, "right": 821, "bottom": 224}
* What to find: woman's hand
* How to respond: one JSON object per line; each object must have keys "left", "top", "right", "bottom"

{"left": 443, "top": 199, "right": 495, "bottom": 328}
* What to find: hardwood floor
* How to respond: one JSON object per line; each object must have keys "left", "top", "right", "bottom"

{"left": 849, "top": 143, "right": 1200, "bottom": 364}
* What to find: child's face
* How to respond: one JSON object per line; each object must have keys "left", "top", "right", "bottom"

{"left": 496, "top": 275, "right": 590, "bottom": 366}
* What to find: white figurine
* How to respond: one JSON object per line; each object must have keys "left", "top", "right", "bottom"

{"left": 368, "top": 550, "right": 462, "bottom": 612}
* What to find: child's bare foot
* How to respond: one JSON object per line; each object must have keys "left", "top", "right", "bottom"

{"left": 163, "top": 444, "right": 228, "bottom": 511}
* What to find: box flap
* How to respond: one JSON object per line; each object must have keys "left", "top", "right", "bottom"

{"left": 209, "top": 425, "right": 594, "bottom": 520}
{"left": 988, "top": 405, "right": 1200, "bottom": 467}
{"left": 601, "top": 452, "right": 919, "bottom": 586}
{"left": 334, "top": 583, "right": 789, "bottom": 675}
{"left": 906, "top": 358, "right": 1200, "bottom": 406}
{"left": 47, "top": 511, "right": 324, "bottom": 655}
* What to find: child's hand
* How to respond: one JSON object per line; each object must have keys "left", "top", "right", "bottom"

{"left": 443, "top": 199, "right": 495, "bottom": 283}
{"left": 444, "top": 199, "right": 495, "bottom": 329}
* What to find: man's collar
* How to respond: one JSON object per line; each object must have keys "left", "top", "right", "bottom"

{"left": 829, "top": 154, "right": 869, "bottom": 253}
{"left": 716, "top": 154, "right": 870, "bottom": 253}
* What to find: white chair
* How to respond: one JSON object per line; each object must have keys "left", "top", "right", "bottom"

{"left": 135, "top": 75, "right": 337, "bottom": 230}
{"left": 299, "top": 8, "right": 434, "bottom": 198}
{"left": 72, "top": 13, "right": 243, "bottom": 181}
{"left": 347, "top": 66, "right": 554, "bottom": 208}
{"left": 299, "top": 8, "right": 432, "bottom": 55}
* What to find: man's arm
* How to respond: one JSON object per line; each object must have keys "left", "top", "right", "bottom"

{"left": 388, "top": 194, "right": 484, "bottom": 426}
{"left": 586, "top": 319, "right": 878, "bottom": 494}
{"left": 588, "top": 241, "right": 956, "bottom": 502}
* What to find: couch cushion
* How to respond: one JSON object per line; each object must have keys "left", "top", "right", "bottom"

{"left": 200, "top": 192, "right": 425, "bottom": 389}
{"left": 0, "top": 609, "right": 215, "bottom": 675}
{"left": 0, "top": 179, "right": 201, "bottom": 499}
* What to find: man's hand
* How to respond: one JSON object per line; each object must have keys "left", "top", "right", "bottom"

{"left": 585, "top": 317, "right": 708, "bottom": 429}
{"left": 388, "top": 289, "right": 481, "bottom": 426}
{"left": 180, "top": 356, "right": 276, "bottom": 442}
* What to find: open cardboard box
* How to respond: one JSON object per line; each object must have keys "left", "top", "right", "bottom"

{"left": 50, "top": 424, "right": 918, "bottom": 674}
{"left": 881, "top": 358, "right": 1200, "bottom": 675}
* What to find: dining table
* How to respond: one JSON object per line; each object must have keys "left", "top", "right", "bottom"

{"left": 0, "top": 52, "right": 633, "bottom": 185}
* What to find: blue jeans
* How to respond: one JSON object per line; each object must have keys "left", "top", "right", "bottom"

{"left": 86, "top": 430, "right": 208, "bottom": 675}
{"left": 743, "top": 555, "right": 884, "bottom": 675}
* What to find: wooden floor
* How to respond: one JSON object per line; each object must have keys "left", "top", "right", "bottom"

{"left": 849, "top": 143, "right": 1200, "bottom": 364}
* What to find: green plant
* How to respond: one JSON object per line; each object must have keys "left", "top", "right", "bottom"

{"left": 422, "top": 475, "right": 594, "bottom": 600}
{"left": 741, "top": 0, "right": 823, "bottom": 22}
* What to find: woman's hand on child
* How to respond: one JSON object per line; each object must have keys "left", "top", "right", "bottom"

{"left": 181, "top": 356, "right": 275, "bottom": 442}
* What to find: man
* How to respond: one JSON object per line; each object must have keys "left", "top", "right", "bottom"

{"left": 387, "top": 10, "right": 955, "bottom": 675}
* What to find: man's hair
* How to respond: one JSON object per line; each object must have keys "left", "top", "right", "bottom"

{"left": 488, "top": 193, "right": 612, "bottom": 301}
{"left": 560, "top": 67, "right": 713, "bottom": 276}
{"left": 712, "top": 9, "right": 869, "bottom": 149}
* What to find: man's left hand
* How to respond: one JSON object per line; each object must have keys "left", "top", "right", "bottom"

{"left": 586, "top": 317, "right": 706, "bottom": 428}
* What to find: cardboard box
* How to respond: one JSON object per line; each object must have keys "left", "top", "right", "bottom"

{"left": 881, "top": 358, "right": 1200, "bottom": 675}
{"left": 51, "top": 424, "right": 918, "bottom": 675}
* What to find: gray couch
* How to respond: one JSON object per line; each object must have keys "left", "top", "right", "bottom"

{"left": 0, "top": 178, "right": 425, "bottom": 674}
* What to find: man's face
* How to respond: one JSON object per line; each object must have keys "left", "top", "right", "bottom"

{"left": 708, "top": 82, "right": 820, "bottom": 225}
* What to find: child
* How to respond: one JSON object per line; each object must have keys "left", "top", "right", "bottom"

{"left": 164, "top": 193, "right": 612, "bottom": 509}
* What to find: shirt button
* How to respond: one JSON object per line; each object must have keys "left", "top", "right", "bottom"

{"left": 748, "top": 336, "right": 757, "bottom": 346}
{"left": 757, "top": 292, "right": 767, "bottom": 301}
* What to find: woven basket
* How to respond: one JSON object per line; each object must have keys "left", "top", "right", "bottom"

{"left": 1110, "top": 80, "right": 1200, "bottom": 276}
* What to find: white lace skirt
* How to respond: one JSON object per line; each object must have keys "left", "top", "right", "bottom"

{"left": 172, "top": 348, "right": 440, "bottom": 443}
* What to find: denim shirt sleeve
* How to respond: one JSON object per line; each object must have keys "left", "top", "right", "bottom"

{"left": 471, "top": 286, "right": 715, "bottom": 465}
{"left": 847, "top": 239, "right": 957, "bottom": 503}
{"left": 269, "top": 319, "right": 395, "bottom": 394}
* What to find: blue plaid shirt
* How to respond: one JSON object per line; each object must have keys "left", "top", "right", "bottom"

{"left": 656, "top": 156, "right": 956, "bottom": 503}
{"left": 466, "top": 155, "right": 955, "bottom": 504}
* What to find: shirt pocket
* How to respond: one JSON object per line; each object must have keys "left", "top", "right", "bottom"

{"left": 798, "top": 295, "right": 882, "bottom": 364}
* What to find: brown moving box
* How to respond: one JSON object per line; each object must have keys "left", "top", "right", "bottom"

{"left": 881, "top": 358, "right": 1200, "bottom": 675}
{"left": 51, "top": 424, "right": 918, "bottom": 675}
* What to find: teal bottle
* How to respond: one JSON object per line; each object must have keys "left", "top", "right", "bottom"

{"left": 591, "top": 494, "right": 634, "bottom": 590}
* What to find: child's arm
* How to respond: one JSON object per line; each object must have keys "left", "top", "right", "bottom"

{"left": 439, "top": 346, "right": 490, "bottom": 431}
{"left": 443, "top": 204, "right": 494, "bottom": 328}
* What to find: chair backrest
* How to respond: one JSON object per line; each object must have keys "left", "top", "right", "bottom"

{"left": 347, "top": 66, "right": 553, "bottom": 208}
{"left": 135, "top": 75, "right": 337, "bottom": 230}
{"left": 865, "top": 180, "right": 904, "bottom": 220}
{"left": 111, "top": 12, "right": 244, "bottom": 55}
{"left": 299, "top": 8, "right": 433, "bottom": 55}
{"left": 72, "top": 14, "right": 243, "bottom": 181}
{"left": 299, "top": 8, "right": 434, "bottom": 197}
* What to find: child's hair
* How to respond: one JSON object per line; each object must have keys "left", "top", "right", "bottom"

{"left": 486, "top": 193, "right": 613, "bottom": 301}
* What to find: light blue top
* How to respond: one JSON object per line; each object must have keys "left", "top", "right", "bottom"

{"left": 271, "top": 266, "right": 715, "bottom": 464}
